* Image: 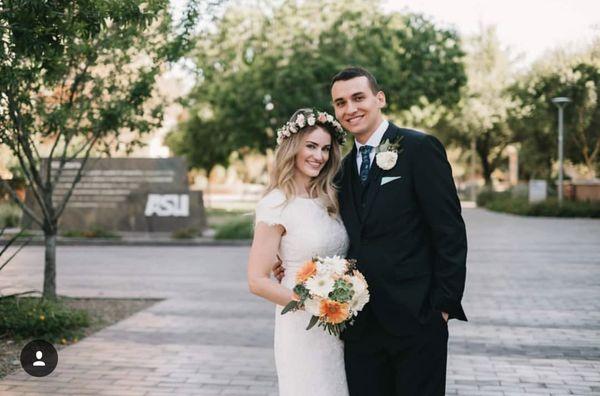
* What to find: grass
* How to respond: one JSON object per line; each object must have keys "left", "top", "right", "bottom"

{"left": 214, "top": 215, "right": 254, "bottom": 240}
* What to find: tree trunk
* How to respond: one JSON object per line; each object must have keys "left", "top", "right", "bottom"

{"left": 477, "top": 148, "right": 493, "bottom": 186}
{"left": 43, "top": 227, "right": 57, "bottom": 300}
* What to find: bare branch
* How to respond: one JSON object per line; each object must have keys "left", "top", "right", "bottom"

{"left": 0, "top": 234, "right": 33, "bottom": 272}
{"left": 3, "top": 138, "right": 51, "bottom": 223}
{"left": 54, "top": 133, "right": 101, "bottom": 220}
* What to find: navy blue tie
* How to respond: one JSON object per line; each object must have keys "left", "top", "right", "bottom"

{"left": 359, "top": 145, "right": 373, "bottom": 185}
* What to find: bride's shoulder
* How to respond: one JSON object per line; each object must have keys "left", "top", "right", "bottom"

{"left": 256, "top": 188, "right": 287, "bottom": 209}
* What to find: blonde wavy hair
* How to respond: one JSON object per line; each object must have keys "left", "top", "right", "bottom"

{"left": 266, "top": 108, "right": 343, "bottom": 216}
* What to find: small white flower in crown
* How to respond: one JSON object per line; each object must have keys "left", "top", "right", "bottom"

{"left": 275, "top": 109, "right": 347, "bottom": 146}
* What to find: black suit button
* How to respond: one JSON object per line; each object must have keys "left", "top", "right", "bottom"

{"left": 361, "top": 203, "right": 366, "bottom": 208}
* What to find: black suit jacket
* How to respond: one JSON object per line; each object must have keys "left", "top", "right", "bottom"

{"left": 338, "top": 123, "right": 467, "bottom": 339}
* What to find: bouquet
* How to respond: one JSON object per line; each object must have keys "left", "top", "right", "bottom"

{"left": 281, "top": 255, "right": 370, "bottom": 336}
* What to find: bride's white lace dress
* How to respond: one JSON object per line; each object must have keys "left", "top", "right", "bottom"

{"left": 255, "top": 188, "right": 350, "bottom": 396}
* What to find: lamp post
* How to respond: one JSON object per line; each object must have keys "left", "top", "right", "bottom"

{"left": 551, "top": 97, "right": 571, "bottom": 205}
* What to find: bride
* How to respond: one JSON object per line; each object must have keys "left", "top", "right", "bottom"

{"left": 247, "top": 108, "right": 350, "bottom": 396}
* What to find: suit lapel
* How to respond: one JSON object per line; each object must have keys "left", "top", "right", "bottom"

{"left": 360, "top": 124, "right": 397, "bottom": 223}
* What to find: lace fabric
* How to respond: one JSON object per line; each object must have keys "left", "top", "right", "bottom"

{"left": 255, "top": 189, "right": 350, "bottom": 396}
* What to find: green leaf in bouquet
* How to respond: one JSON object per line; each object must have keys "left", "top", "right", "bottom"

{"left": 293, "top": 284, "right": 309, "bottom": 300}
{"left": 306, "top": 315, "right": 319, "bottom": 330}
{"left": 281, "top": 300, "right": 299, "bottom": 315}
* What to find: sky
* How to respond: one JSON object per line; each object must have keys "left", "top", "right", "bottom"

{"left": 383, "top": 0, "right": 600, "bottom": 67}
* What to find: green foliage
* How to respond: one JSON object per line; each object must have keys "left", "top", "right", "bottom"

{"left": 0, "top": 297, "right": 90, "bottom": 341}
{"left": 214, "top": 216, "right": 254, "bottom": 239}
{"left": 478, "top": 191, "right": 600, "bottom": 218}
{"left": 169, "top": 0, "right": 466, "bottom": 171}
{"left": 0, "top": 203, "right": 21, "bottom": 228}
{"left": 434, "top": 26, "right": 517, "bottom": 185}
{"left": 509, "top": 46, "right": 600, "bottom": 178}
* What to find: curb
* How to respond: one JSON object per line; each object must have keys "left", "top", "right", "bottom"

{"left": 0, "top": 238, "right": 252, "bottom": 247}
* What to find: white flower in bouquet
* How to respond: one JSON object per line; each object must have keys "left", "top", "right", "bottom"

{"left": 282, "top": 256, "right": 370, "bottom": 336}
{"left": 349, "top": 270, "right": 368, "bottom": 295}
{"left": 317, "top": 255, "right": 347, "bottom": 275}
{"left": 305, "top": 273, "right": 335, "bottom": 298}
{"left": 304, "top": 296, "right": 322, "bottom": 316}
{"left": 349, "top": 290, "right": 370, "bottom": 315}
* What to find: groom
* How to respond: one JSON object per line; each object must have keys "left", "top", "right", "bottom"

{"left": 331, "top": 66, "right": 467, "bottom": 396}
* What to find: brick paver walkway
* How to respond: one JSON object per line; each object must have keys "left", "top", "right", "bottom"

{"left": 0, "top": 208, "right": 599, "bottom": 395}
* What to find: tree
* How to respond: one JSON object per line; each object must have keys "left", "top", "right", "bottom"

{"left": 168, "top": 0, "right": 466, "bottom": 171}
{"left": 0, "top": 0, "right": 206, "bottom": 299}
{"left": 510, "top": 53, "right": 600, "bottom": 179}
{"left": 434, "top": 26, "right": 518, "bottom": 186}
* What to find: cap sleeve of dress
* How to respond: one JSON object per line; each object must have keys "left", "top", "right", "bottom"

{"left": 254, "top": 189, "right": 287, "bottom": 229}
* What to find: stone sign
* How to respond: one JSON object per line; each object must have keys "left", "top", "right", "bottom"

{"left": 24, "top": 157, "right": 206, "bottom": 232}
{"left": 528, "top": 179, "right": 547, "bottom": 203}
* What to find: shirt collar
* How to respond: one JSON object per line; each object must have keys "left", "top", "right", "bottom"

{"left": 355, "top": 119, "right": 389, "bottom": 153}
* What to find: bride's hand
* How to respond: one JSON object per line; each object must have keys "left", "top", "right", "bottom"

{"left": 272, "top": 255, "right": 285, "bottom": 283}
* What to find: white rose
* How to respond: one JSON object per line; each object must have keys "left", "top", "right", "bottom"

{"left": 283, "top": 129, "right": 291, "bottom": 137}
{"left": 307, "top": 115, "right": 316, "bottom": 126}
{"left": 326, "top": 114, "right": 334, "bottom": 123}
{"left": 375, "top": 151, "right": 398, "bottom": 170}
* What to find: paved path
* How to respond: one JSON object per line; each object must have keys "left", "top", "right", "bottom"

{"left": 0, "top": 208, "right": 599, "bottom": 395}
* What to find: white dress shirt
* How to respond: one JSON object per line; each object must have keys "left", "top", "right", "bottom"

{"left": 355, "top": 119, "right": 389, "bottom": 171}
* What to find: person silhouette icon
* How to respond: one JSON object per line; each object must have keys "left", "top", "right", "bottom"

{"left": 32, "top": 351, "right": 46, "bottom": 367}
{"left": 20, "top": 339, "right": 57, "bottom": 377}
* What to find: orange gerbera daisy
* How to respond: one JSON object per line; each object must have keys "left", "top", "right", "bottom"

{"left": 319, "top": 299, "right": 350, "bottom": 324}
{"left": 296, "top": 260, "right": 317, "bottom": 283}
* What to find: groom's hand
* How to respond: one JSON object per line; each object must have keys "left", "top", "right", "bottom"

{"left": 272, "top": 255, "right": 285, "bottom": 283}
{"left": 442, "top": 311, "right": 449, "bottom": 323}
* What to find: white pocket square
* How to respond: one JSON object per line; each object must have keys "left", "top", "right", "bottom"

{"left": 381, "top": 176, "right": 402, "bottom": 186}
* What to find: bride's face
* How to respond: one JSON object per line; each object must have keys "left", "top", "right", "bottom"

{"left": 295, "top": 127, "right": 332, "bottom": 179}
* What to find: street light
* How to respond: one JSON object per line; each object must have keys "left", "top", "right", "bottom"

{"left": 551, "top": 97, "right": 571, "bottom": 205}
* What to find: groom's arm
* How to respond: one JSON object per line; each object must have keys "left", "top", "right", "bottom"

{"left": 412, "top": 134, "right": 468, "bottom": 321}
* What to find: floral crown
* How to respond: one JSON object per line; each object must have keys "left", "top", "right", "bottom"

{"left": 276, "top": 110, "right": 346, "bottom": 146}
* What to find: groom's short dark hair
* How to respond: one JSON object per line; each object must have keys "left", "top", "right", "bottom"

{"left": 330, "top": 67, "right": 381, "bottom": 94}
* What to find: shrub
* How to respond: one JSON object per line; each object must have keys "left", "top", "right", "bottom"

{"left": 171, "top": 227, "right": 199, "bottom": 239}
{"left": 61, "top": 227, "right": 120, "bottom": 239}
{"left": 0, "top": 297, "right": 90, "bottom": 342}
{"left": 214, "top": 216, "right": 254, "bottom": 240}
{"left": 478, "top": 190, "right": 600, "bottom": 218}
{"left": 0, "top": 203, "right": 22, "bottom": 228}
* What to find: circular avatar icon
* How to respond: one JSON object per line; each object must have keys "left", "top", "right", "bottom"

{"left": 20, "top": 339, "right": 58, "bottom": 377}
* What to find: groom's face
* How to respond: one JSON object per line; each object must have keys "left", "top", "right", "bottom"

{"left": 331, "top": 76, "right": 385, "bottom": 142}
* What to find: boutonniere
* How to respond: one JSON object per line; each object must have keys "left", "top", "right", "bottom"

{"left": 375, "top": 136, "right": 404, "bottom": 170}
